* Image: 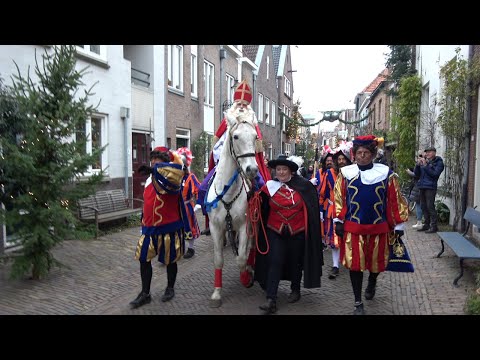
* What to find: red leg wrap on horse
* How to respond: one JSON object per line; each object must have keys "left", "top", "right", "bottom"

{"left": 240, "top": 270, "right": 252, "bottom": 287}
{"left": 214, "top": 268, "right": 222, "bottom": 288}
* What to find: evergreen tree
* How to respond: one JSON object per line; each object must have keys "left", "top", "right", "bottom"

{"left": 0, "top": 45, "right": 104, "bottom": 279}
{"left": 385, "top": 45, "right": 416, "bottom": 95}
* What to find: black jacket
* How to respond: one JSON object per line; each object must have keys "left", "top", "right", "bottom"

{"left": 254, "top": 174, "right": 323, "bottom": 289}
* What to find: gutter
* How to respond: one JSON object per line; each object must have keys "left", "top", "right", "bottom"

{"left": 461, "top": 45, "right": 473, "bottom": 231}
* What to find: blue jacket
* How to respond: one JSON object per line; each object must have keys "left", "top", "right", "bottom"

{"left": 414, "top": 156, "right": 444, "bottom": 190}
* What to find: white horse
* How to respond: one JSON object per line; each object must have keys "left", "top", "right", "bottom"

{"left": 205, "top": 106, "right": 259, "bottom": 308}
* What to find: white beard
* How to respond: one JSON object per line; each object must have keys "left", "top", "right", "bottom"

{"left": 227, "top": 103, "right": 255, "bottom": 122}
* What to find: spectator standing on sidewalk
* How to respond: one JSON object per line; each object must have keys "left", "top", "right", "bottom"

{"left": 334, "top": 135, "right": 409, "bottom": 315}
{"left": 414, "top": 146, "right": 445, "bottom": 233}
{"left": 130, "top": 147, "right": 191, "bottom": 309}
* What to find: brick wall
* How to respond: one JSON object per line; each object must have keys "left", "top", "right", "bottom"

{"left": 256, "top": 45, "right": 283, "bottom": 156}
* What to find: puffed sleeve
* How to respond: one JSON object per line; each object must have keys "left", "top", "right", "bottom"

{"left": 386, "top": 172, "right": 409, "bottom": 229}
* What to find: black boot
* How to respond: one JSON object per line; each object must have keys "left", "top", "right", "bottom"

{"left": 131, "top": 262, "right": 153, "bottom": 309}
{"left": 161, "top": 287, "right": 175, "bottom": 302}
{"left": 353, "top": 301, "right": 365, "bottom": 315}
{"left": 259, "top": 298, "right": 277, "bottom": 314}
{"left": 130, "top": 292, "right": 151, "bottom": 309}
{"left": 365, "top": 284, "right": 376, "bottom": 300}
{"left": 365, "top": 273, "right": 378, "bottom": 300}
{"left": 328, "top": 266, "right": 339, "bottom": 279}
{"left": 425, "top": 227, "right": 438, "bottom": 233}
{"left": 417, "top": 224, "right": 430, "bottom": 231}
{"left": 183, "top": 248, "right": 195, "bottom": 259}
{"left": 287, "top": 291, "right": 301, "bottom": 303}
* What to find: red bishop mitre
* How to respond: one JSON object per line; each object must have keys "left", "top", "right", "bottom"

{"left": 233, "top": 80, "right": 252, "bottom": 105}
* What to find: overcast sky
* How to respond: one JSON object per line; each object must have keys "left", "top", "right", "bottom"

{"left": 289, "top": 45, "right": 390, "bottom": 129}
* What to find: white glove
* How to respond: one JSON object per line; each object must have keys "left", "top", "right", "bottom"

{"left": 320, "top": 211, "right": 324, "bottom": 222}
{"left": 309, "top": 178, "right": 318, "bottom": 185}
{"left": 194, "top": 204, "right": 202, "bottom": 212}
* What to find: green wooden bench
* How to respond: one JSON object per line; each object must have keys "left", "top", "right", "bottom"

{"left": 436, "top": 207, "right": 480, "bottom": 286}
{"left": 78, "top": 189, "right": 143, "bottom": 238}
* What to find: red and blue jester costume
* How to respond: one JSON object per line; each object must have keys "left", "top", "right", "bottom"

{"left": 135, "top": 151, "right": 192, "bottom": 265}
{"left": 334, "top": 163, "right": 409, "bottom": 272}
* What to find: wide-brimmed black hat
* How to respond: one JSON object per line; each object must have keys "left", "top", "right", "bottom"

{"left": 268, "top": 154, "right": 298, "bottom": 172}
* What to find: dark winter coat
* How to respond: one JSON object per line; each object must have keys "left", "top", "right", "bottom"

{"left": 414, "top": 156, "right": 445, "bottom": 190}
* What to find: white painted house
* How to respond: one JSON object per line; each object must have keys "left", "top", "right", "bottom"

{"left": 0, "top": 45, "right": 167, "bottom": 251}
{"left": 415, "top": 45, "right": 470, "bottom": 222}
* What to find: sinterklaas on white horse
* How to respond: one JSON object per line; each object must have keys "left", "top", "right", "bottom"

{"left": 204, "top": 104, "right": 259, "bottom": 308}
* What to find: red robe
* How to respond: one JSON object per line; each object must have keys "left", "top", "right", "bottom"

{"left": 208, "top": 117, "right": 271, "bottom": 182}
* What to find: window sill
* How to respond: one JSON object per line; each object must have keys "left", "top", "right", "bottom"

{"left": 75, "top": 52, "right": 110, "bottom": 69}
{"left": 168, "top": 87, "right": 184, "bottom": 97}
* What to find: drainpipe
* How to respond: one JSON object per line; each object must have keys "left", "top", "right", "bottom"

{"left": 219, "top": 46, "right": 226, "bottom": 121}
{"left": 120, "top": 107, "right": 130, "bottom": 197}
{"left": 461, "top": 45, "right": 473, "bottom": 232}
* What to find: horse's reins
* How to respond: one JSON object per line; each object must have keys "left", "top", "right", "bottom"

{"left": 247, "top": 192, "right": 269, "bottom": 255}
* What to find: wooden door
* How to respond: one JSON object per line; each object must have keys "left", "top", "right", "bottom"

{"left": 132, "top": 132, "right": 151, "bottom": 208}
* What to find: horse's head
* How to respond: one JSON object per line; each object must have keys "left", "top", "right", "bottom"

{"left": 225, "top": 104, "right": 259, "bottom": 179}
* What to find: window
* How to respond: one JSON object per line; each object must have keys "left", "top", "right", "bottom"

{"left": 265, "top": 97, "right": 270, "bottom": 125}
{"left": 284, "top": 76, "right": 291, "bottom": 97}
{"left": 226, "top": 73, "right": 235, "bottom": 104}
{"left": 168, "top": 45, "right": 184, "bottom": 92}
{"left": 176, "top": 128, "right": 190, "bottom": 148}
{"left": 267, "top": 143, "right": 273, "bottom": 161}
{"left": 258, "top": 93, "right": 264, "bottom": 123}
{"left": 75, "top": 115, "right": 107, "bottom": 174}
{"left": 284, "top": 143, "right": 292, "bottom": 156}
{"left": 378, "top": 99, "right": 382, "bottom": 125}
{"left": 271, "top": 101, "right": 276, "bottom": 127}
{"left": 191, "top": 45, "right": 198, "bottom": 98}
{"left": 75, "top": 45, "right": 107, "bottom": 61}
{"left": 203, "top": 60, "right": 214, "bottom": 106}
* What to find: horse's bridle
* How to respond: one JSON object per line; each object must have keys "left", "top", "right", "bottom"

{"left": 228, "top": 120, "right": 256, "bottom": 170}
{"left": 213, "top": 119, "right": 257, "bottom": 255}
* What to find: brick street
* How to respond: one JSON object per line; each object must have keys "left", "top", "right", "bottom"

{"left": 0, "top": 217, "right": 477, "bottom": 315}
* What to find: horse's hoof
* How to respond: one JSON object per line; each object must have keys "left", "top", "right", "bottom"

{"left": 240, "top": 270, "right": 254, "bottom": 288}
{"left": 209, "top": 298, "right": 222, "bottom": 308}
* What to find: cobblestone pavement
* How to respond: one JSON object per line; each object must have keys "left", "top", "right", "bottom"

{"left": 0, "top": 217, "right": 477, "bottom": 315}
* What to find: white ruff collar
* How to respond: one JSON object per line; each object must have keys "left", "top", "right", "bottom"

{"left": 340, "top": 163, "right": 389, "bottom": 184}
{"left": 266, "top": 179, "right": 293, "bottom": 196}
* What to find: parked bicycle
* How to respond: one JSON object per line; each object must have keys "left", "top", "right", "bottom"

{"left": 401, "top": 180, "right": 416, "bottom": 214}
